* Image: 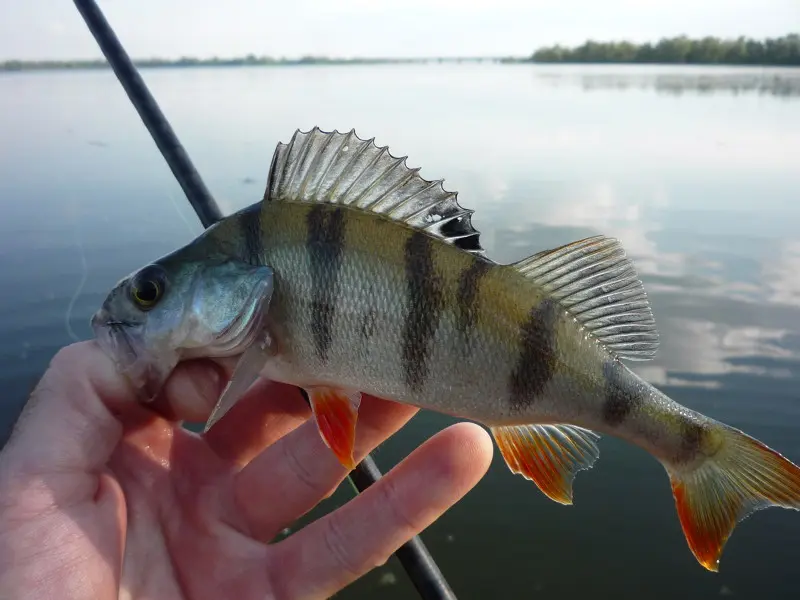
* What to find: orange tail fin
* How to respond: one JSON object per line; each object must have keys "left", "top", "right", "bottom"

{"left": 667, "top": 425, "right": 800, "bottom": 572}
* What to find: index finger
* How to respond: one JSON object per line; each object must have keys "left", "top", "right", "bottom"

{"left": 267, "top": 422, "right": 493, "bottom": 599}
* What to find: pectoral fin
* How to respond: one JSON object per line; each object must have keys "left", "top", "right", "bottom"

{"left": 203, "top": 332, "right": 273, "bottom": 433}
{"left": 307, "top": 386, "right": 362, "bottom": 470}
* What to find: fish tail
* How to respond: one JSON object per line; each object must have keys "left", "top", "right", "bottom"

{"left": 666, "top": 423, "right": 800, "bottom": 572}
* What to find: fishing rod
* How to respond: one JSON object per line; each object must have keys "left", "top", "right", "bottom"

{"left": 71, "top": 1, "right": 457, "bottom": 598}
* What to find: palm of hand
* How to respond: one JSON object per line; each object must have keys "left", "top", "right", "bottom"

{"left": 0, "top": 343, "right": 491, "bottom": 599}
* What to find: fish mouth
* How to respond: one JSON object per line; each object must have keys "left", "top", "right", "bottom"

{"left": 91, "top": 310, "right": 176, "bottom": 402}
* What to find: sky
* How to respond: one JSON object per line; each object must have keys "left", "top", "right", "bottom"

{"left": 1, "top": 0, "right": 798, "bottom": 61}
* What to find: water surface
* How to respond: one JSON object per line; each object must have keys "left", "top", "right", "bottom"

{"left": 1, "top": 64, "right": 799, "bottom": 599}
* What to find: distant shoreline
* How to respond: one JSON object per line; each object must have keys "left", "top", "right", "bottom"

{"left": 3, "top": 34, "right": 798, "bottom": 72}
{"left": 1, "top": 56, "right": 498, "bottom": 72}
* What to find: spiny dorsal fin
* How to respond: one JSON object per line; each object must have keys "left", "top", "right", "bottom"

{"left": 263, "top": 127, "right": 485, "bottom": 256}
{"left": 513, "top": 235, "right": 659, "bottom": 361}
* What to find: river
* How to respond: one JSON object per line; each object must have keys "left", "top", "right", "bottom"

{"left": 1, "top": 63, "right": 799, "bottom": 599}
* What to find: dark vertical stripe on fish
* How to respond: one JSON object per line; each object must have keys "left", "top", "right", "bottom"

{"left": 238, "top": 203, "right": 263, "bottom": 265}
{"left": 676, "top": 420, "right": 708, "bottom": 464}
{"left": 402, "top": 231, "right": 444, "bottom": 393}
{"left": 306, "top": 204, "right": 346, "bottom": 363}
{"left": 456, "top": 258, "right": 491, "bottom": 340}
{"left": 601, "top": 358, "right": 643, "bottom": 426}
{"left": 356, "top": 281, "right": 378, "bottom": 349}
{"left": 360, "top": 308, "right": 377, "bottom": 340}
{"left": 508, "top": 298, "right": 558, "bottom": 410}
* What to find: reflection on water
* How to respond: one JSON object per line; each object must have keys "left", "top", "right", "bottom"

{"left": 529, "top": 65, "right": 800, "bottom": 98}
{"left": 1, "top": 64, "right": 799, "bottom": 599}
{"left": 491, "top": 174, "right": 800, "bottom": 390}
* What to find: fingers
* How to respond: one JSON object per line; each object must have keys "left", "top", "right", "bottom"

{"left": 151, "top": 357, "right": 236, "bottom": 422}
{"left": 202, "top": 381, "right": 311, "bottom": 467}
{"left": 231, "top": 395, "right": 418, "bottom": 541}
{"left": 156, "top": 358, "right": 311, "bottom": 467}
{"left": 266, "top": 422, "right": 493, "bottom": 599}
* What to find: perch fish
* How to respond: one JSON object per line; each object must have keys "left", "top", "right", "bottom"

{"left": 92, "top": 127, "right": 800, "bottom": 572}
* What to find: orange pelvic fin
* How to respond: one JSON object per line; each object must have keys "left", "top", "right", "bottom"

{"left": 667, "top": 425, "right": 800, "bottom": 572}
{"left": 306, "top": 386, "right": 362, "bottom": 470}
{"left": 490, "top": 424, "right": 600, "bottom": 505}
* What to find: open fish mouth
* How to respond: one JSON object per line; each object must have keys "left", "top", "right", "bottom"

{"left": 91, "top": 310, "right": 174, "bottom": 401}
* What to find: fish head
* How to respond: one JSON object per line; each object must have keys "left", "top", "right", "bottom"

{"left": 91, "top": 252, "right": 274, "bottom": 402}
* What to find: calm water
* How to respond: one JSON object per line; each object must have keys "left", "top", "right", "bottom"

{"left": 1, "top": 64, "right": 800, "bottom": 599}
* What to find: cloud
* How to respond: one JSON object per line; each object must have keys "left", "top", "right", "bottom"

{"left": 762, "top": 240, "right": 800, "bottom": 307}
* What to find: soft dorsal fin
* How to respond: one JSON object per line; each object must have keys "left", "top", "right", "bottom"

{"left": 263, "top": 127, "right": 485, "bottom": 256}
{"left": 513, "top": 235, "right": 659, "bottom": 361}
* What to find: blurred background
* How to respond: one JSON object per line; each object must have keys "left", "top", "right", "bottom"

{"left": 1, "top": 2, "right": 799, "bottom": 598}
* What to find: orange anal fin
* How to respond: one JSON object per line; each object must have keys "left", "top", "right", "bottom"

{"left": 490, "top": 424, "right": 600, "bottom": 505}
{"left": 667, "top": 425, "right": 800, "bottom": 572}
{"left": 307, "top": 387, "right": 362, "bottom": 470}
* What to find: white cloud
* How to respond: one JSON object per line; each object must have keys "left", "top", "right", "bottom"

{"left": 763, "top": 240, "right": 800, "bottom": 307}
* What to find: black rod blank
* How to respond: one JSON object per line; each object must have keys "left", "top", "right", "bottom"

{"left": 73, "top": 0, "right": 221, "bottom": 229}
{"left": 71, "top": 1, "right": 457, "bottom": 598}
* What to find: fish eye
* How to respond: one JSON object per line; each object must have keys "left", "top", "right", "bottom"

{"left": 130, "top": 265, "right": 167, "bottom": 310}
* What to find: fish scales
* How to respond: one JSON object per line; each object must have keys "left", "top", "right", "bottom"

{"left": 246, "top": 201, "right": 663, "bottom": 443}
{"left": 253, "top": 201, "right": 525, "bottom": 424}
{"left": 215, "top": 199, "right": 716, "bottom": 465}
{"left": 92, "top": 127, "right": 800, "bottom": 574}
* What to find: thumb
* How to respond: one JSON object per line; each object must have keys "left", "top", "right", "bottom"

{"left": 1, "top": 341, "right": 133, "bottom": 478}
{"left": 1, "top": 341, "right": 238, "bottom": 479}
{"left": 0, "top": 341, "right": 133, "bottom": 598}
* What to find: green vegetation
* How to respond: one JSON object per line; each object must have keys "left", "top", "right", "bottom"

{"left": 528, "top": 34, "right": 800, "bottom": 66}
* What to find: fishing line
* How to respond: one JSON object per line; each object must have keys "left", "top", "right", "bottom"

{"left": 167, "top": 189, "right": 201, "bottom": 236}
{"left": 65, "top": 203, "right": 89, "bottom": 343}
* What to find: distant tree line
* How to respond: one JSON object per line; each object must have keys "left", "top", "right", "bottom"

{"left": 3, "top": 34, "right": 799, "bottom": 72}
{"left": 530, "top": 34, "right": 800, "bottom": 66}
{"left": 0, "top": 55, "right": 489, "bottom": 72}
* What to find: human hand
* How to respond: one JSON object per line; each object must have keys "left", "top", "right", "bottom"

{"left": 0, "top": 341, "right": 492, "bottom": 599}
